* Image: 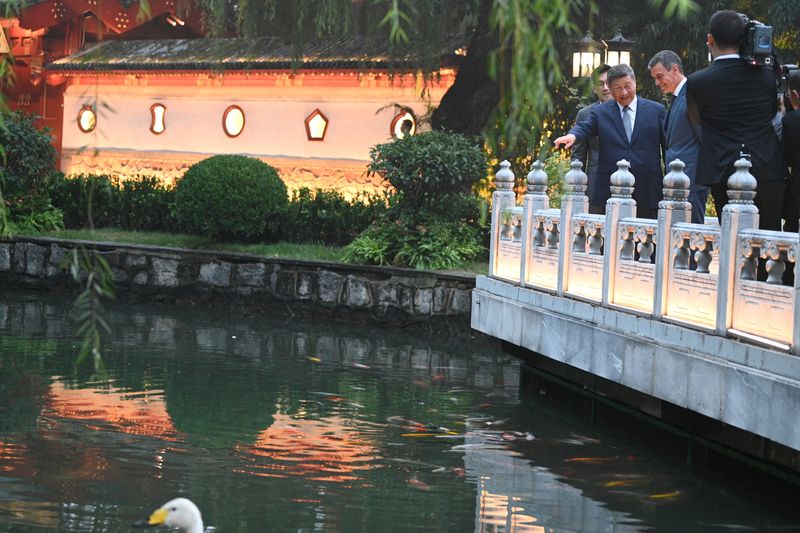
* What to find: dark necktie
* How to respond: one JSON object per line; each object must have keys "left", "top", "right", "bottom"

{"left": 623, "top": 106, "right": 633, "bottom": 142}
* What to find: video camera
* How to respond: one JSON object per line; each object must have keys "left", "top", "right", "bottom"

{"left": 738, "top": 13, "right": 774, "bottom": 67}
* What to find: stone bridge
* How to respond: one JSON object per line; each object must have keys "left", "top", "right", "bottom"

{"left": 472, "top": 157, "right": 800, "bottom": 472}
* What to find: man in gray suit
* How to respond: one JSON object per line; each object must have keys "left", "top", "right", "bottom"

{"left": 572, "top": 64, "right": 611, "bottom": 214}
{"left": 648, "top": 50, "right": 708, "bottom": 224}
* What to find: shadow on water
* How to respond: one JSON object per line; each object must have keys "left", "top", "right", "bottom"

{"left": 0, "top": 289, "right": 799, "bottom": 532}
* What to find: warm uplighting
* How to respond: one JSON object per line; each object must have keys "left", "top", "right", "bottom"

{"left": 150, "top": 103, "right": 166, "bottom": 134}
{"left": 494, "top": 207, "right": 523, "bottom": 282}
{"left": 304, "top": 108, "right": 329, "bottom": 141}
{"left": 390, "top": 110, "right": 416, "bottom": 139}
{"left": 222, "top": 105, "right": 245, "bottom": 137}
{"left": 604, "top": 29, "right": 634, "bottom": 67}
{"left": 571, "top": 32, "right": 602, "bottom": 78}
{"left": 77, "top": 105, "right": 96, "bottom": 133}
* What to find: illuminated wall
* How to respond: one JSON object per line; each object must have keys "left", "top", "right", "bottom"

{"left": 59, "top": 70, "right": 455, "bottom": 196}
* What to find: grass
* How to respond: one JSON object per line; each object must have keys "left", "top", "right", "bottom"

{"left": 16, "top": 228, "right": 486, "bottom": 274}
{"left": 17, "top": 228, "right": 347, "bottom": 262}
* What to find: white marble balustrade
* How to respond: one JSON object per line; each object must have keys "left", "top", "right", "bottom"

{"left": 489, "top": 156, "right": 800, "bottom": 354}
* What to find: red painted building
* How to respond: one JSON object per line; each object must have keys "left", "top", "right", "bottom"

{"left": 2, "top": 0, "right": 202, "bottom": 163}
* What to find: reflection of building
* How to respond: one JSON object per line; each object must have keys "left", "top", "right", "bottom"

{"left": 235, "top": 412, "right": 377, "bottom": 483}
{"left": 46, "top": 381, "right": 179, "bottom": 441}
{"left": 2, "top": 2, "right": 460, "bottom": 197}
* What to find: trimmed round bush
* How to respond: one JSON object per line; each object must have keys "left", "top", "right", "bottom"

{"left": 175, "top": 155, "right": 287, "bottom": 241}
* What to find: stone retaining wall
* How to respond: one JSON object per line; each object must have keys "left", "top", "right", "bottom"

{"left": 0, "top": 237, "right": 474, "bottom": 332}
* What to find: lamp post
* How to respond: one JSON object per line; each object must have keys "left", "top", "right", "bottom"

{"left": 572, "top": 32, "right": 602, "bottom": 78}
{"left": 604, "top": 29, "right": 634, "bottom": 67}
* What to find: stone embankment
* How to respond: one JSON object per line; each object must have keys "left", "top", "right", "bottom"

{"left": 0, "top": 237, "right": 474, "bottom": 332}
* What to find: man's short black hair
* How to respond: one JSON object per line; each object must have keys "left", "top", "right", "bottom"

{"left": 647, "top": 50, "right": 683, "bottom": 74}
{"left": 607, "top": 64, "right": 635, "bottom": 84}
{"left": 789, "top": 69, "right": 800, "bottom": 93}
{"left": 593, "top": 64, "right": 612, "bottom": 78}
{"left": 709, "top": 9, "right": 746, "bottom": 48}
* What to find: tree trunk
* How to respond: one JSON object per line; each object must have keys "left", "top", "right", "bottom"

{"left": 430, "top": 0, "right": 498, "bottom": 136}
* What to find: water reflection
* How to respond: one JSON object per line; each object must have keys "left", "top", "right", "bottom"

{"left": 0, "top": 291, "right": 799, "bottom": 532}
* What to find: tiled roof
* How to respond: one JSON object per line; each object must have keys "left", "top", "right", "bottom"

{"left": 47, "top": 36, "right": 464, "bottom": 71}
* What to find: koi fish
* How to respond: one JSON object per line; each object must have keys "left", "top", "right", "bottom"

{"left": 564, "top": 457, "right": 616, "bottom": 464}
{"left": 306, "top": 356, "right": 321, "bottom": 363}
{"left": 648, "top": 490, "right": 681, "bottom": 500}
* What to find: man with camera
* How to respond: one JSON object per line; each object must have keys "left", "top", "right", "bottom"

{"left": 686, "top": 9, "right": 787, "bottom": 230}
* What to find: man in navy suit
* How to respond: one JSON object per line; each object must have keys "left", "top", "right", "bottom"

{"left": 555, "top": 64, "right": 665, "bottom": 219}
{"left": 686, "top": 10, "right": 787, "bottom": 230}
{"left": 571, "top": 64, "right": 612, "bottom": 193}
{"left": 649, "top": 50, "right": 708, "bottom": 224}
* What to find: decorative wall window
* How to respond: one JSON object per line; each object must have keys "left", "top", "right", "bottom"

{"left": 304, "top": 108, "right": 329, "bottom": 141}
{"left": 222, "top": 105, "right": 245, "bottom": 137}
{"left": 77, "top": 105, "right": 96, "bottom": 133}
{"left": 390, "top": 110, "right": 416, "bottom": 139}
{"left": 150, "top": 103, "right": 166, "bottom": 134}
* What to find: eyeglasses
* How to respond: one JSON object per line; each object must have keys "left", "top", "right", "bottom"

{"left": 610, "top": 83, "right": 635, "bottom": 94}
{"left": 594, "top": 80, "right": 610, "bottom": 88}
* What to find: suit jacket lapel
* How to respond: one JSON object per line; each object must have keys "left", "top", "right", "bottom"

{"left": 629, "top": 99, "right": 643, "bottom": 145}
{"left": 666, "top": 92, "right": 684, "bottom": 144}
{"left": 608, "top": 100, "right": 629, "bottom": 145}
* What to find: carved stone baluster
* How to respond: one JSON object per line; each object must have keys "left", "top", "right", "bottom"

{"left": 691, "top": 232, "right": 713, "bottom": 274}
{"left": 620, "top": 227, "right": 635, "bottom": 261}
{"left": 762, "top": 241, "right": 786, "bottom": 285}
{"left": 489, "top": 160, "right": 517, "bottom": 278}
{"left": 740, "top": 239, "right": 758, "bottom": 281}
{"left": 587, "top": 221, "right": 603, "bottom": 255}
{"left": 602, "top": 159, "right": 637, "bottom": 306}
{"left": 533, "top": 216, "right": 545, "bottom": 246}
{"left": 717, "top": 156, "right": 759, "bottom": 336}
{"left": 572, "top": 220, "right": 586, "bottom": 253}
{"left": 672, "top": 230, "right": 690, "bottom": 270}
{"left": 557, "top": 160, "right": 588, "bottom": 295}
{"left": 521, "top": 160, "right": 550, "bottom": 284}
{"left": 655, "top": 159, "right": 691, "bottom": 318}
{"left": 636, "top": 227, "right": 655, "bottom": 264}
{"left": 545, "top": 218, "right": 559, "bottom": 249}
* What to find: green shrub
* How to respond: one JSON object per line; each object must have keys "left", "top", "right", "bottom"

{"left": 175, "top": 155, "right": 287, "bottom": 241}
{"left": 0, "top": 111, "right": 56, "bottom": 196}
{"left": 343, "top": 212, "right": 483, "bottom": 270}
{"left": 282, "top": 188, "right": 387, "bottom": 246}
{"left": 368, "top": 130, "right": 487, "bottom": 213}
{"left": 118, "top": 176, "right": 176, "bottom": 231}
{"left": 49, "top": 174, "right": 120, "bottom": 229}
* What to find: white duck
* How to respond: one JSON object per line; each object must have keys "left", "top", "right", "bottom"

{"left": 133, "top": 497, "right": 205, "bottom": 533}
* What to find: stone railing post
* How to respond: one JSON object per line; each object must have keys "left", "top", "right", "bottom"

{"left": 557, "top": 160, "right": 589, "bottom": 295}
{"left": 602, "top": 160, "right": 637, "bottom": 306}
{"left": 520, "top": 160, "right": 550, "bottom": 283}
{"left": 653, "top": 159, "right": 691, "bottom": 319}
{"left": 716, "top": 156, "right": 759, "bottom": 336}
{"left": 489, "top": 160, "right": 517, "bottom": 278}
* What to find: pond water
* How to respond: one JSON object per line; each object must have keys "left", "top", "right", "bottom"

{"left": 0, "top": 290, "right": 799, "bottom": 532}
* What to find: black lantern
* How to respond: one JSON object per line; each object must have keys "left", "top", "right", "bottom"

{"left": 571, "top": 32, "right": 603, "bottom": 78}
{"left": 604, "top": 29, "right": 634, "bottom": 67}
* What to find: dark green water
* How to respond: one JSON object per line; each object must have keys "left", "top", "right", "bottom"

{"left": 0, "top": 290, "right": 798, "bottom": 532}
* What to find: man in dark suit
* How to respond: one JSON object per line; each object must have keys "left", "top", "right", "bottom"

{"left": 648, "top": 50, "right": 708, "bottom": 224}
{"left": 686, "top": 9, "right": 788, "bottom": 230}
{"left": 572, "top": 63, "right": 612, "bottom": 204}
{"left": 782, "top": 69, "right": 800, "bottom": 233}
{"left": 555, "top": 64, "right": 666, "bottom": 219}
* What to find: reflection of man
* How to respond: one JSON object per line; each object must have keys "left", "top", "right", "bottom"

{"left": 648, "top": 50, "right": 708, "bottom": 224}
{"left": 782, "top": 70, "right": 800, "bottom": 232}
{"left": 554, "top": 64, "right": 665, "bottom": 218}
{"left": 572, "top": 64, "right": 612, "bottom": 192}
{"left": 686, "top": 10, "right": 788, "bottom": 230}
